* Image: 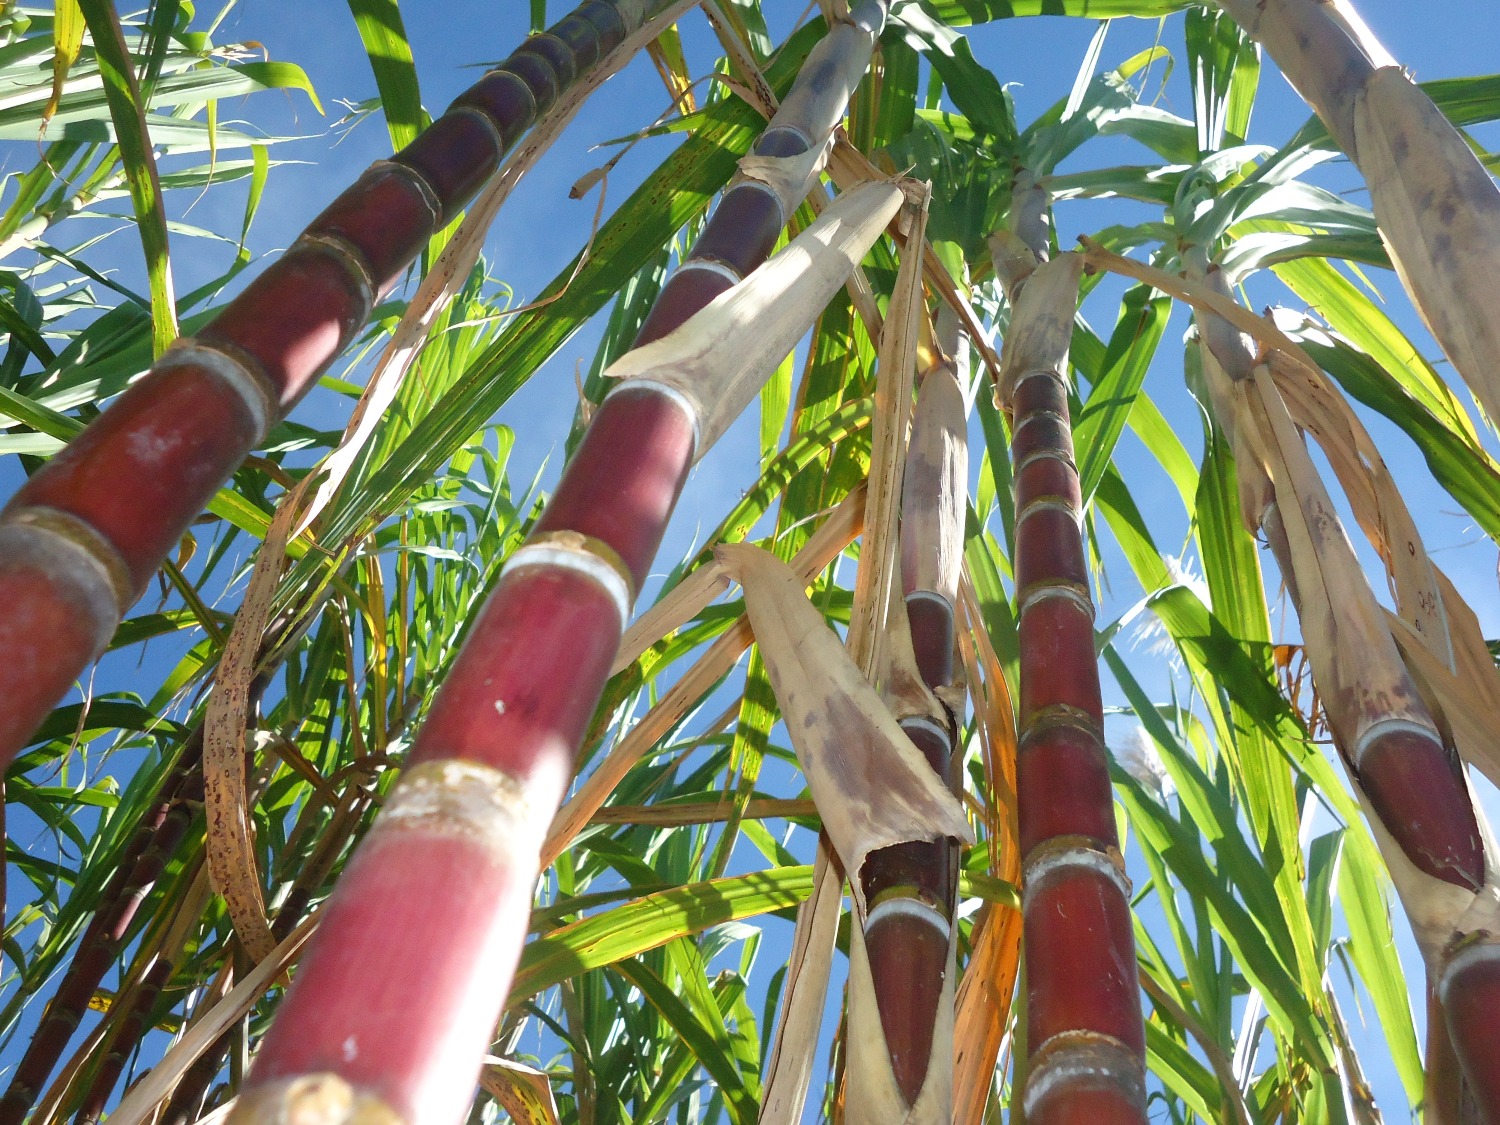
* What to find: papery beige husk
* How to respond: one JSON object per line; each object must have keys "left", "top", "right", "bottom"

{"left": 842, "top": 921, "right": 956, "bottom": 1124}
{"left": 900, "top": 361, "right": 966, "bottom": 608}
{"left": 607, "top": 181, "right": 904, "bottom": 454}
{"left": 758, "top": 842, "right": 844, "bottom": 1125}
{"left": 1354, "top": 66, "right": 1500, "bottom": 432}
{"left": 998, "top": 253, "right": 1085, "bottom": 404}
{"left": 715, "top": 543, "right": 972, "bottom": 905}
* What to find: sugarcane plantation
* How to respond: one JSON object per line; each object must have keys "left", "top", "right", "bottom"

{"left": 1, "top": 0, "right": 1499, "bottom": 1121}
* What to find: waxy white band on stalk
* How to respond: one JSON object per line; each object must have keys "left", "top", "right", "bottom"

{"left": 757, "top": 124, "right": 815, "bottom": 153}
{"left": 158, "top": 340, "right": 275, "bottom": 441}
{"left": 1016, "top": 447, "right": 1077, "bottom": 474}
{"left": 231, "top": 1073, "right": 406, "bottom": 1125}
{"left": 1439, "top": 938, "right": 1500, "bottom": 1007}
{"left": 1023, "top": 844, "right": 1131, "bottom": 910}
{"left": 379, "top": 758, "right": 543, "bottom": 862}
{"left": 864, "top": 896, "right": 950, "bottom": 941}
{"left": 1018, "top": 582, "right": 1094, "bottom": 619}
{"left": 502, "top": 541, "right": 633, "bottom": 626}
{"left": 1017, "top": 497, "right": 1083, "bottom": 529}
{"left": 903, "top": 588, "right": 954, "bottom": 617}
{"left": 727, "top": 178, "right": 787, "bottom": 229}
{"left": 1352, "top": 716, "right": 1444, "bottom": 766}
{"left": 1023, "top": 1032, "right": 1144, "bottom": 1117}
{"left": 677, "top": 258, "right": 743, "bottom": 286}
{"left": 0, "top": 514, "right": 128, "bottom": 644}
{"left": 605, "top": 378, "right": 702, "bottom": 456}
{"left": 296, "top": 232, "right": 378, "bottom": 320}
{"left": 898, "top": 714, "right": 953, "bottom": 753}
{"left": 1012, "top": 368, "right": 1066, "bottom": 397}
{"left": 1012, "top": 408, "right": 1069, "bottom": 439}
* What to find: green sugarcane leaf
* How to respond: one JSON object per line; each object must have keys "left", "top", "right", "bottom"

{"left": 45, "top": 0, "right": 86, "bottom": 128}
{"left": 77, "top": 0, "right": 177, "bottom": 354}
{"left": 1144, "top": 1019, "right": 1221, "bottom": 1122}
{"left": 1073, "top": 283, "right": 1167, "bottom": 503}
{"left": 511, "top": 867, "right": 813, "bottom": 1004}
{"left": 1338, "top": 826, "right": 1424, "bottom": 1106}
{"left": 345, "top": 0, "right": 424, "bottom": 150}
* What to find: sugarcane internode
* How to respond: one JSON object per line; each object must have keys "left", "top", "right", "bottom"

{"left": 998, "top": 239, "right": 1146, "bottom": 1122}
{"left": 0, "top": 0, "right": 650, "bottom": 772}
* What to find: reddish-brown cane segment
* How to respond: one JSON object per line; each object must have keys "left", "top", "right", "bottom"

{"left": 0, "top": 0, "right": 657, "bottom": 769}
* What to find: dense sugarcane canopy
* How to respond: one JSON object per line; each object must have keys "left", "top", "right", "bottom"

{"left": 3, "top": 0, "right": 1500, "bottom": 1120}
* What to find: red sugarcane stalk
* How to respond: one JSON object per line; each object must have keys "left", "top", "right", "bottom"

{"left": 226, "top": 8, "right": 891, "bottom": 1124}
{"left": 0, "top": 0, "right": 663, "bottom": 769}
{"left": 857, "top": 313, "right": 968, "bottom": 1105}
{"left": 998, "top": 181, "right": 1147, "bottom": 1122}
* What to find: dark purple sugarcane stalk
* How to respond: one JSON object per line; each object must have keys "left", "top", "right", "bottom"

{"left": 226, "top": 8, "right": 892, "bottom": 1124}
{"left": 0, "top": 738, "right": 206, "bottom": 1125}
{"left": 856, "top": 312, "right": 969, "bottom": 1107}
{"left": 0, "top": 0, "right": 667, "bottom": 769}
{"left": 998, "top": 181, "right": 1147, "bottom": 1123}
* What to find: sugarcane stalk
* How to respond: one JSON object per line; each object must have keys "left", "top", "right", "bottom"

{"left": 225, "top": 9, "right": 896, "bottom": 1120}
{"left": 994, "top": 182, "right": 1147, "bottom": 1122}
{"left": 0, "top": 0, "right": 668, "bottom": 769}
{"left": 1212, "top": 0, "right": 1500, "bottom": 434}
{"left": 850, "top": 307, "right": 969, "bottom": 1112}
{"left": 0, "top": 743, "right": 204, "bottom": 1125}
{"left": 1190, "top": 259, "right": 1500, "bottom": 1121}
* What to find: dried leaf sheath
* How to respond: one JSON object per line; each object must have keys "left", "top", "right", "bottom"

{"left": 999, "top": 238, "right": 1147, "bottom": 1121}
{"left": 1213, "top": 0, "right": 1500, "bottom": 436}
{"left": 225, "top": 30, "right": 899, "bottom": 1120}
{"left": 1190, "top": 271, "right": 1500, "bottom": 1120}
{"left": 0, "top": 0, "right": 665, "bottom": 769}
{"left": 848, "top": 316, "right": 971, "bottom": 1117}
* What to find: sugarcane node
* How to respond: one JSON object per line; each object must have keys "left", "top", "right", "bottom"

{"left": 549, "top": 13, "right": 604, "bottom": 71}
{"left": 600, "top": 378, "right": 702, "bottom": 455}
{"left": 306, "top": 166, "right": 440, "bottom": 296}
{"left": 1017, "top": 496, "right": 1083, "bottom": 528}
{"left": 579, "top": 0, "right": 629, "bottom": 53}
{"left": 229, "top": 1073, "right": 406, "bottom": 1125}
{"left": 392, "top": 109, "right": 504, "bottom": 225}
{"left": 865, "top": 881, "right": 949, "bottom": 922}
{"left": 502, "top": 531, "right": 636, "bottom": 624}
{"left": 500, "top": 48, "right": 562, "bottom": 116}
{"left": 0, "top": 507, "right": 132, "bottom": 624}
{"left": 377, "top": 759, "right": 541, "bottom": 858}
{"left": 455, "top": 69, "right": 537, "bottom": 151}
{"left": 753, "top": 125, "right": 814, "bottom": 158}
{"left": 293, "top": 233, "right": 378, "bottom": 327}
{"left": 1019, "top": 704, "right": 1103, "bottom": 747}
{"left": 1438, "top": 932, "right": 1500, "bottom": 1003}
{"left": 1021, "top": 837, "right": 1130, "bottom": 903}
{"left": 1017, "top": 581, "right": 1094, "bottom": 620}
{"left": 1022, "top": 1029, "right": 1146, "bottom": 1119}
{"left": 519, "top": 32, "right": 579, "bottom": 92}
{"left": 157, "top": 339, "right": 276, "bottom": 443}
